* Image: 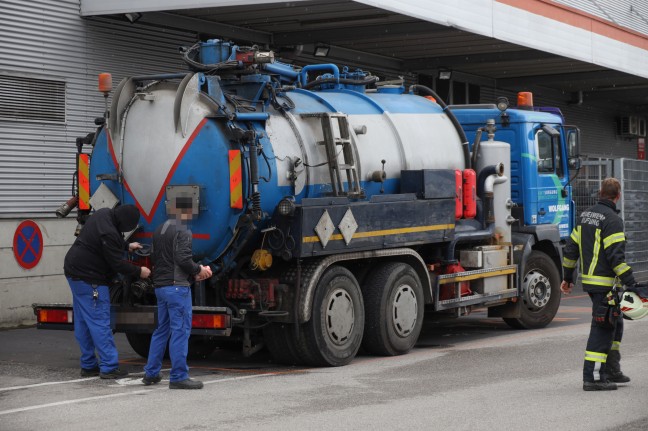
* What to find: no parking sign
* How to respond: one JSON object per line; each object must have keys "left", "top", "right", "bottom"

{"left": 13, "top": 220, "right": 43, "bottom": 269}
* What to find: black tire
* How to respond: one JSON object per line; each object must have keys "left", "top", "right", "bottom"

{"left": 126, "top": 332, "right": 153, "bottom": 358}
{"left": 299, "top": 266, "right": 364, "bottom": 367}
{"left": 263, "top": 323, "right": 305, "bottom": 365}
{"left": 361, "top": 262, "right": 424, "bottom": 356}
{"left": 503, "top": 250, "right": 561, "bottom": 329}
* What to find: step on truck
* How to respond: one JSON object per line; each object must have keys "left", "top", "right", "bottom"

{"left": 34, "top": 39, "right": 581, "bottom": 366}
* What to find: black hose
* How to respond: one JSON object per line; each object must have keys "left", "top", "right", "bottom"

{"left": 181, "top": 43, "right": 239, "bottom": 72}
{"left": 409, "top": 84, "right": 471, "bottom": 170}
{"left": 303, "top": 76, "right": 378, "bottom": 90}
{"left": 471, "top": 128, "right": 483, "bottom": 168}
{"left": 445, "top": 224, "right": 495, "bottom": 261}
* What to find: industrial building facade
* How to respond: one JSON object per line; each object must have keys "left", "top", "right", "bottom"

{"left": 1, "top": 0, "right": 647, "bottom": 325}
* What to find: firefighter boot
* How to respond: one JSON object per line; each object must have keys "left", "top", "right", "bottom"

{"left": 606, "top": 350, "right": 630, "bottom": 383}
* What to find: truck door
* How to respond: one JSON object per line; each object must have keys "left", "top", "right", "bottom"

{"left": 533, "top": 124, "right": 571, "bottom": 239}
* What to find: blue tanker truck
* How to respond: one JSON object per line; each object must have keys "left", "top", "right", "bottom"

{"left": 35, "top": 39, "right": 581, "bottom": 366}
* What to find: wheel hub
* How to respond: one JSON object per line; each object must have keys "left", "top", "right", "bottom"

{"left": 325, "top": 288, "right": 355, "bottom": 345}
{"left": 523, "top": 270, "right": 551, "bottom": 310}
{"left": 392, "top": 284, "right": 418, "bottom": 337}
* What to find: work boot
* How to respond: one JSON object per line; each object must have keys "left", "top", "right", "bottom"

{"left": 606, "top": 350, "right": 631, "bottom": 383}
{"left": 142, "top": 374, "right": 162, "bottom": 385}
{"left": 169, "top": 378, "right": 203, "bottom": 389}
{"left": 100, "top": 368, "right": 129, "bottom": 379}
{"left": 583, "top": 380, "right": 618, "bottom": 391}
{"left": 80, "top": 366, "right": 100, "bottom": 377}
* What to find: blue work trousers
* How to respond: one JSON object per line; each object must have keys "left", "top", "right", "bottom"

{"left": 67, "top": 278, "right": 119, "bottom": 373}
{"left": 144, "top": 286, "right": 192, "bottom": 382}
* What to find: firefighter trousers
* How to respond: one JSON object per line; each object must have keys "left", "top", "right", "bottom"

{"left": 583, "top": 292, "right": 624, "bottom": 382}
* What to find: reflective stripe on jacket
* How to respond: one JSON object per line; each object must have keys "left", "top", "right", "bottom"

{"left": 562, "top": 199, "right": 635, "bottom": 292}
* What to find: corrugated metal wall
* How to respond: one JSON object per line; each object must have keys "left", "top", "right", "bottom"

{"left": 558, "top": 0, "right": 648, "bottom": 36}
{"left": 0, "top": 0, "right": 196, "bottom": 218}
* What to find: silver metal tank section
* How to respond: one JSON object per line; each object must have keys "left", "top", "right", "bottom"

{"left": 474, "top": 124, "right": 512, "bottom": 243}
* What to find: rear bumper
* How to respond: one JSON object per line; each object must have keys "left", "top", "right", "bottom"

{"left": 32, "top": 303, "right": 233, "bottom": 336}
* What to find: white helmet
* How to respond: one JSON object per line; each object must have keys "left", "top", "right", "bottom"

{"left": 620, "top": 291, "right": 648, "bottom": 320}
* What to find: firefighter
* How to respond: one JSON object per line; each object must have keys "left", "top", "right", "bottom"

{"left": 64, "top": 204, "right": 151, "bottom": 378}
{"left": 560, "top": 178, "right": 637, "bottom": 391}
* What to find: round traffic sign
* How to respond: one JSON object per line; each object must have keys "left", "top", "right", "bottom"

{"left": 13, "top": 220, "right": 43, "bottom": 269}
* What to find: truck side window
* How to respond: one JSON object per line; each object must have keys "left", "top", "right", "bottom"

{"left": 536, "top": 130, "right": 554, "bottom": 173}
{"left": 535, "top": 129, "right": 564, "bottom": 178}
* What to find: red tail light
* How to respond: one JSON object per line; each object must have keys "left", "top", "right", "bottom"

{"left": 38, "top": 309, "right": 73, "bottom": 324}
{"left": 192, "top": 314, "right": 230, "bottom": 329}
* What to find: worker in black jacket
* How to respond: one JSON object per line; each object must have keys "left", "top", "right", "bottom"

{"left": 64, "top": 205, "right": 151, "bottom": 379}
{"left": 142, "top": 196, "right": 211, "bottom": 389}
{"left": 561, "top": 178, "right": 636, "bottom": 391}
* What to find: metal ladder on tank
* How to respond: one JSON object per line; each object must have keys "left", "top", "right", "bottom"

{"left": 302, "top": 112, "right": 364, "bottom": 198}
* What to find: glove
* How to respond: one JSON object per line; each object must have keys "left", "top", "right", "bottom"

{"left": 625, "top": 282, "right": 648, "bottom": 298}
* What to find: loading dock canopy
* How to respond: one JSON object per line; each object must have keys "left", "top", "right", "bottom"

{"left": 81, "top": 0, "right": 648, "bottom": 110}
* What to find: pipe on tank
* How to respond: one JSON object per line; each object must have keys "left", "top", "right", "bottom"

{"left": 409, "top": 84, "right": 471, "bottom": 170}
{"left": 299, "top": 64, "right": 340, "bottom": 87}
{"left": 477, "top": 164, "right": 504, "bottom": 229}
{"left": 263, "top": 62, "right": 300, "bottom": 80}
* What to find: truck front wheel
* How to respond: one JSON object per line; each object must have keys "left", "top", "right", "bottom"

{"left": 504, "top": 250, "right": 561, "bottom": 329}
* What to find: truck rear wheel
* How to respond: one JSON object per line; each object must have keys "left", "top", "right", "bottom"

{"left": 300, "top": 265, "right": 364, "bottom": 366}
{"left": 264, "top": 323, "right": 304, "bottom": 365}
{"left": 125, "top": 333, "right": 153, "bottom": 358}
{"left": 361, "top": 262, "right": 424, "bottom": 355}
{"left": 503, "top": 250, "right": 561, "bottom": 329}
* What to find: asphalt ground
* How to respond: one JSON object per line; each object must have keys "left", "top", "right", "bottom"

{"left": 2, "top": 292, "right": 648, "bottom": 431}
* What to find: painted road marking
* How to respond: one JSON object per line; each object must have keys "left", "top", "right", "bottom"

{"left": 0, "top": 368, "right": 171, "bottom": 392}
{"left": 0, "top": 377, "right": 97, "bottom": 392}
{"left": 0, "top": 373, "right": 276, "bottom": 416}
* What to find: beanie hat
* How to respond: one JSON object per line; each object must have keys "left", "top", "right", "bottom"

{"left": 113, "top": 205, "right": 140, "bottom": 232}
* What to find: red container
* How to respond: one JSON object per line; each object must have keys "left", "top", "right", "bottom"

{"left": 454, "top": 169, "right": 463, "bottom": 219}
{"left": 462, "top": 169, "right": 477, "bottom": 219}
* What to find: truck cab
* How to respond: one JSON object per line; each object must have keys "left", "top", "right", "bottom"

{"left": 450, "top": 95, "right": 580, "bottom": 240}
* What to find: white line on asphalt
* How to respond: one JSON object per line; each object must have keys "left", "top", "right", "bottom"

{"left": 0, "top": 368, "right": 173, "bottom": 392}
{"left": 0, "top": 377, "right": 97, "bottom": 392}
{"left": 0, "top": 373, "right": 274, "bottom": 416}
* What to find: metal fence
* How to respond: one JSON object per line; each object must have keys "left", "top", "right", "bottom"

{"left": 616, "top": 158, "right": 648, "bottom": 282}
{"left": 571, "top": 156, "right": 648, "bottom": 283}
{"left": 571, "top": 157, "right": 614, "bottom": 216}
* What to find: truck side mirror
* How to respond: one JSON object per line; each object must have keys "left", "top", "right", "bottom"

{"left": 568, "top": 157, "right": 581, "bottom": 170}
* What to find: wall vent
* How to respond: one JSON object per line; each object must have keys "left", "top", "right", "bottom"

{"left": 0, "top": 74, "right": 66, "bottom": 123}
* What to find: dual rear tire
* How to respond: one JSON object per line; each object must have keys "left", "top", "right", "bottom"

{"left": 265, "top": 262, "right": 424, "bottom": 366}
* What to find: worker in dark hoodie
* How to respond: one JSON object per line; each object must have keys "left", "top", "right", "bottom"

{"left": 64, "top": 204, "right": 151, "bottom": 379}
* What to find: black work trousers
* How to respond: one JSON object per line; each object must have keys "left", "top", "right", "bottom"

{"left": 583, "top": 292, "right": 624, "bottom": 382}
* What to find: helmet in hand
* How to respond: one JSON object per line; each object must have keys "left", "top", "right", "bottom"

{"left": 620, "top": 291, "right": 648, "bottom": 320}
